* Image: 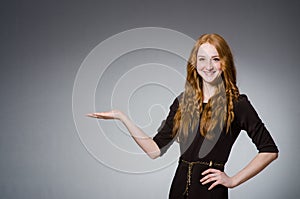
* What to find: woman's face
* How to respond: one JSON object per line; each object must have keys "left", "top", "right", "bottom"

{"left": 196, "top": 42, "right": 222, "bottom": 84}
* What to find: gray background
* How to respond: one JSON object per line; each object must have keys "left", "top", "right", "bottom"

{"left": 1, "top": 0, "right": 299, "bottom": 198}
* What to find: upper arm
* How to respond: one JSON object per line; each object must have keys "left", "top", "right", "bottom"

{"left": 153, "top": 95, "right": 180, "bottom": 156}
{"left": 235, "top": 95, "right": 279, "bottom": 153}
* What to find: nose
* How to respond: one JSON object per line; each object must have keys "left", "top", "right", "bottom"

{"left": 205, "top": 59, "right": 214, "bottom": 70}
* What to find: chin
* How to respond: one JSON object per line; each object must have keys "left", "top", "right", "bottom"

{"left": 203, "top": 77, "right": 218, "bottom": 84}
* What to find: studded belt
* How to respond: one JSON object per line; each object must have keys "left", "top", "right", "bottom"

{"left": 181, "top": 159, "right": 225, "bottom": 198}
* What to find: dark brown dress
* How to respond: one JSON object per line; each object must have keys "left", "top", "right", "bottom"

{"left": 153, "top": 94, "right": 279, "bottom": 199}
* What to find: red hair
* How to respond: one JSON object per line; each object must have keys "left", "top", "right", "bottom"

{"left": 172, "top": 34, "right": 239, "bottom": 140}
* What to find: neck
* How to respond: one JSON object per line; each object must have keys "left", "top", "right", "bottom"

{"left": 202, "top": 82, "right": 217, "bottom": 103}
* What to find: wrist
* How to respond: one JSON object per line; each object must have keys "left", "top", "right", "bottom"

{"left": 230, "top": 175, "right": 241, "bottom": 188}
{"left": 118, "top": 111, "right": 128, "bottom": 122}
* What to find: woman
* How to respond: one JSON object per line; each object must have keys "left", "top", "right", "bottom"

{"left": 87, "top": 33, "right": 279, "bottom": 199}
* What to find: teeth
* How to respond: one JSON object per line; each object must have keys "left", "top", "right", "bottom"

{"left": 204, "top": 71, "right": 215, "bottom": 75}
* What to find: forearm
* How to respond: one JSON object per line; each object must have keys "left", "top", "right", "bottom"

{"left": 231, "top": 152, "right": 278, "bottom": 188}
{"left": 120, "top": 114, "right": 161, "bottom": 159}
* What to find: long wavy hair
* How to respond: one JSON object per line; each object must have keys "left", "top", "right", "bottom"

{"left": 172, "top": 34, "right": 239, "bottom": 141}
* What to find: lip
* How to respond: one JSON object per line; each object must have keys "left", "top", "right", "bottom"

{"left": 203, "top": 71, "right": 216, "bottom": 76}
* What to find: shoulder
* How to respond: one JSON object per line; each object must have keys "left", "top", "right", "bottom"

{"left": 234, "top": 94, "right": 251, "bottom": 110}
{"left": 234, "top": 94, "right": 256, "bottom": 116}
{"left": 237, "top": 94, "right": 248, "bottom": 102}
{"left": 177, "top": 92, "right": 184, "bottom": 102}
{"left": 234, "top": 94, "right": 261, "bottom": 122}
{"left": 174, "top": 92, "right": 184, "bottom": 104}
{"left": 169, "top": 92, "right": 183, "bottom": 110}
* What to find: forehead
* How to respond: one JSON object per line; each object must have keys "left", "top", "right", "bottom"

{"left": 197, "top": 43, "right": 219, "bottom": 56}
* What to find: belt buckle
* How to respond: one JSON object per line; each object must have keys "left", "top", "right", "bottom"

{"left": 209, "top": 160, "right": 213, "bottom": 167}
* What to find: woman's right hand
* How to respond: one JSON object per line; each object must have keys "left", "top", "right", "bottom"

{"left": 86, "top": 109, "right": 160, "bottom": 159}
{"left": 86, "top": 110, "right": 124, "bottom": 120}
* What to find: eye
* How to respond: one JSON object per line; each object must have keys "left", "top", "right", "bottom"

{"left": 213, "top": 57, "right": 220, "bottom": 62}
{"left": 199, "top": 58, "right": 205, "bottom": 61}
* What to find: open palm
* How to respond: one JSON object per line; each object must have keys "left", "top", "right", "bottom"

{"left": 86, "top": 110, "right": 123, "bottom": 120}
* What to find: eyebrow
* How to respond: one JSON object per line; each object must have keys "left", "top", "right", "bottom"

{"left": 197, "top": 55, "right": 219, "bottom": 57}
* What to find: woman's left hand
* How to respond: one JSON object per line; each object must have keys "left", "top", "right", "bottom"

{"left": 200, "top": 168, "right": 235, "bottom": 190}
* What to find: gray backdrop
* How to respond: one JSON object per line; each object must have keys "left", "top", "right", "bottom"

{"left": 1, "top": 0, "right": 299, "bottom": 198}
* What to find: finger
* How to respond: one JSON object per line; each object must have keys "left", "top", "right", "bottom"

{"left": 201, "top": 168, "right": 220, "bottom": 175}
{"left": 94, "top": 112, "right": 112, "bottom": 117}
{"left": 200, "top": 173, "right": 215, "bottom": 183}
{"left": 87, "top": 113, "right": 108, "bottom": 119}
{"left": 86, "top": 113, "right": 98, "bottom": 118}
{"left": 201, "top": 173, "right": 219, "bottom": 185}
{"left": 96, "top": 113, "right": 118, "bottom": 120}
{"left": 208, "top": 181, "right": 219, "bottom": 190}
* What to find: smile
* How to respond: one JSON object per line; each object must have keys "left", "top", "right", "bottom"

{"left": 203, "top": 71, "right": 216, "bottom": 76}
